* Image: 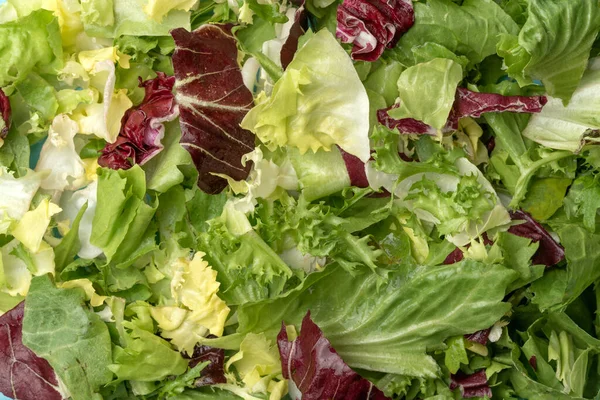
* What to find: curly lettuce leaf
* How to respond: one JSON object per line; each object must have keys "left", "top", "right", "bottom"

{"left": 241, "top": 29, "right": 371, "bottom": 162}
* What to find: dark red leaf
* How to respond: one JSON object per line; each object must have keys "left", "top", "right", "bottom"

{"left": 278, "top": 312, "right": 390, "bottom": 400}
{"left": 450, "top": 370, "right": 492, "bottom": 398}
{"left": 378, "top": 89, "right": 547, "bottom": 135}
{"left": 0, "top": 88, "right": 11, "bottom": 139}
{"left": 340, "top": 148, "right": 370, "bottom": 188}
{"left": 508, "top": 210, "right": 565, "bottom": 266}
{"left": 464, "top": 328, "right": 491, "bottom": 345}
{"left": 446, "top": 88, "right": 547, "bottom": 130}
{"left": 172, "top": 24, "right": 255, "bottom": 194}
{"left": 377, "top": 106, "right": 436, "bottom": 135}
{"left": 280, "top": 6, "right": 308, "bottom": 70}
{"left": 99, "top": 72, "right": 177, "bottom": 170}
{"left": 185, "top": 343, "right": 226, "bottom": 387}
{"left": 336, "top": 0, "right": 414, "bottom": 61}
{"left": 529, "top": 356, "right": 537, "bottom": 371}
{"left": 0, "top": 302, "right": 62, "bottom": 400}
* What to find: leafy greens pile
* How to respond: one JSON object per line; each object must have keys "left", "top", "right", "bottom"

{"left": 1, "top": 0, "right": 600, "bottom": 399}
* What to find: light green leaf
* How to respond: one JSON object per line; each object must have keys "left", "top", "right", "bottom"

{"left": 387, "top": 58, "right": 463, "bottom": 130}
{"left": 498, "top": 0, "right": 600, "bottom": 103}
{"left": 241, "top": 29, "right": 371, "bottom": 162}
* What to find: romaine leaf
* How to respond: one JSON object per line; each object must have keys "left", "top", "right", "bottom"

{"left": 172, "top": 24, "right": 255, "bottom": 194}
{"left": 99, "top": 72, "right": 177, "bottom": 170}
{"left": 497, "top": 0, "right": 600, "bottom": 103}
{"left": 237, "top": 260, "right": 516, "bottom": 377}
{"left": 336, "top": 0, "right": 414, "bottom": 62}
{"left": 564, "top": 173, "right": 600, "bottom": 232}
{"left": 0, "top": 302, "right": 62, "bottom": 400}
{"left": 241, "top": 29, "right": 371, "bottom": 162}
{"left": 22, "top": 275, "right": 113, "bottom": 400}
{"left": 277, "top": 312, "right": 390, "bottom": 399}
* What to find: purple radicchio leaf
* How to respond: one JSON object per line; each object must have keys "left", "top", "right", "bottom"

{"left": 508, "top": 210, "right": 565, "bottom": 267}
{"left": 277, "top": 311, "right": 391, "bottom": 400}
{"left": 378, "top": 89, "right": 547, "bottom": 134}
{"left": 172, "top": 24, "right": 255, "bottom": 194}
{"left": 0, "top": 302, "right": 63, "bottom": 400}
{"left": 185, "top": 343, "right": 227, "bottom": 387}
{"left": 464, "top": 328, "right": 491, "bottom": 345}
{"left": 446, "top": 88, "right": 548, "bottom": 130}
{"left": 529, "top": 356, "right": 537, "bottom": 371}
{"left": 337, "top": 0, "right": 414, "bottom": 61}
{"left": 99, "top": 72, "right": 177, "bottom": 170}
{"left": 449, "top": 370, "right": 492, "bottom": 399}
{"left": 0, "top": 88, "right": 11, "bottom": 139}
{"left": 280, "top": 5, "right": 308, "bottom": 70}
{"left": 340, "top": 147, "right": 370, "bottom": 188}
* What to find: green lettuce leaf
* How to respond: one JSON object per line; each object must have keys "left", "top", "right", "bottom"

{"left": 0, "top": 9, "right": 63, "bottom": 87}
{"left": 522, "top": 62, "right": 600, "bottom": 152}
{"left": 497, "top": 0, "right": 600, "bottom": 103}
{"left": 392, "top": 0, "right": 519, "bottom": 68}
{"left": 531, "top": 219, "right": 600, "bottom": 311}
{"left": 387, "top": 58, "right": 463, "bottom": 129}
{"left": 241, "top": 29, "right": 371, "bottom": 162}
{"left": 564, "top": 173, "right": 600, "bottom": 232}
{"left": 90, "top": 166, "right": 158, "bottom": 266}
{"left": 22, "top": 275, "right": 113, "bottom": 400}
{"left": 81, "top": 0, "right": 192, "bottom": 38}
{"left": 234, "top": 260, "right": 516, "bottom": 377}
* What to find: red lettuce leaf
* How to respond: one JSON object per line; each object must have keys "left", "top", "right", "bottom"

{"left": 449, "top": 370, "right": 492, "bottom": 398}
{"left": 277, "top": 312, "right": 390, "bottom": 400}
{"left": 340, "top": 148, "right": 370, "bottom": 188}
{"left": 508, "top": 210, "right": 565, "bottom": 266}
{"left": 529, "top": 356, "right": 537, "bottom": 371}
{"left": 378, "top": 89, "right": 547, "bottom": 134}
{"left": 446, "top": 88, "right": 547, "bottom": 130}
{"left": 172, "top": 24, "right": 255, "bottom": 194}
{"left": 99, "top": 72, "right": 177, "bottom": 170}
{"left": 186, "top": 343, "right": 226, "bottom": 387}
{"left": 280, "top": 6, "right": 308, "bottom": 70}
{"left": 377, "top": 106, "right": 436, "bottom": 135}
{"left": 337, "top": 0, "right": 414, "bottom": 61}
{"left": 464, "top": 328, "right": 491, "bottom": 345}
{"left": 0, "top": 88, "right": 11, "bottom": 139}
{"left": 0, "top": 302, "right": 62, "bottom": 400}
{"left": 443, "top": 234, "right": 493, "bottom": 265}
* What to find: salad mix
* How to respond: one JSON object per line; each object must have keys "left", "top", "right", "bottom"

{"left": 0, "top": 0, "right": 600, "bottom": 399}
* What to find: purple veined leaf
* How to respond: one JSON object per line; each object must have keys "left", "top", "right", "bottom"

{"left": 337, "top": 0, "right": 414, "bottom": 62}
{"left": 508, "top": 210, "right": 565, "bottom": 267}
{"left": 0, "top": 88, "right": 11, "bottom": 139}
{"left": 280, "top": 5, "right": 308, "bottom": 70}
{"left": 0, "top": 302, "right": 63, "bottom": 400}
{"left": 277, "top": 312, "right": 391, "bottom": 400}
{"left": 185, "top": 343, "right": 227, "bottom": 387}
{"left": 378, "top": 89, "right": 547, "bottom": 134}
{"left": 446, "top": 88, "right": 547, "bottom": 130}
{"left": 464, "top": 328, "right": 491, "bottom": 346}
{"left": 449, "top": 370, "right": 492, "bottom": 399}
{"left": 99, "top": 72, "right": 177, "bottom": 170}
{"left": 172, "top": 24, "right": 255, "bottom": 194}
